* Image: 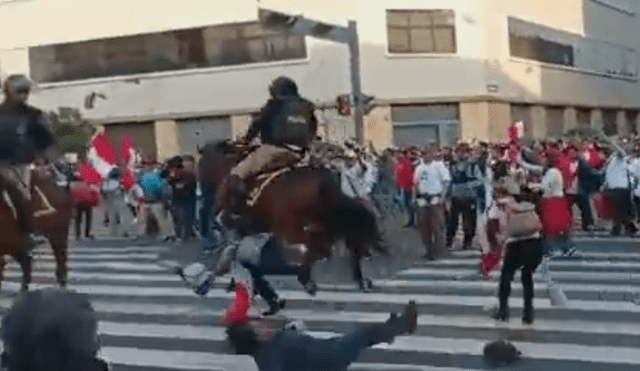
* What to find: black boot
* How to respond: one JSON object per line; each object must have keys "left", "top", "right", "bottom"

{"left": 384, "top": 301, "right": 418, "bottom": 337}
{"left": 492, "top": 295, "right": 509, "bottom": 322}
{"left": 263, "top": 298, "right": 286, "bottom": 316}
{"left": 522, "top": 306, "right": 534, "bottom": 325}
{"left": 364, "top": 301, "right": 418, "bottom": 346}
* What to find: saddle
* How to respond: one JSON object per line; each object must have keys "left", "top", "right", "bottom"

{"left": 0, "top": 169, "right": 57, "bottom": 220}
{"left": 245, "top": 153, "right": 319, "bottom": 207}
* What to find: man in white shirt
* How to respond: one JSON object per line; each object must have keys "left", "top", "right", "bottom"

{"left": 604, "top": 150, "right": 637, "bottom": 235}
{"left": 413, "top": 148, "right": 451, "bottom": 260}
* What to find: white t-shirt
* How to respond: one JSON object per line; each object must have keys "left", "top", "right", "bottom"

{"left": 605, "top": 155, "right": 631, "bottom": 190}
{"left": 631, "top": 158, "right": 640, "bottom": 196}
{"left": 541, "top": 168, "right": 564, "bottom": 197}
{"left": 413, "top": 160, "right": 451, "bottom": 198}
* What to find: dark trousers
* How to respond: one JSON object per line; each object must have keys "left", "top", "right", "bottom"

{"left": 446, "top": 197, "right": 477, "bottom": 248}
{"left": 567, "top": 193, "right": 594, "bottom": 229}
{"left": 400, "top": 188, "right": 415, "bottom": 225}
{"left": 498, "top": 238, "right": 543, "bottom": 311}
{"left": 243, "top": 239, "right": 300, "bottom": 304}
{"left": 263, "top": 322, "right": 400, "bottom": 371}
{"left": 608, "top": 188, "right": 636, "bottom": 233}
{"left": 200, "top": 182, "right": 217, "bottom": 237}
{"left": 75, "top": 204, "right": 93, "bottom": 238}
{"left": 173, "top": 196, "right": 196, "bottom": 240}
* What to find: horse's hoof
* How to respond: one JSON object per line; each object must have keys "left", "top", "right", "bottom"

{"left": 304, "top": 281, "right": 317, "bottom": 296}
{"left": 359, "top": 278, "right": 373, "bottom": 292}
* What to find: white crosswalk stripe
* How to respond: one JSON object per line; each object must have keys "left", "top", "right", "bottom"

{"left": 0, "top": 240, "right": 638, "bottom": 371}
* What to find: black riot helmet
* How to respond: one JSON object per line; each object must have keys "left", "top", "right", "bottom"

{"left": 1, "top": 74, "right": 32, "bottom": 105}
{"left": 268, "top": 76, "right": 299, "bottom": 99}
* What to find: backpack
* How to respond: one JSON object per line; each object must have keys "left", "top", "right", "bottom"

{"left": 505, "top": 199, "right": 541, "bottom": 238}
{"left": 483, "top": 340, "right": 521, "bottom": 367}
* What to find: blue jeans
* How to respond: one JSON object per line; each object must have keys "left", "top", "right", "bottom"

{"left": 174, "top": 196, "right": 196, "bottom": 240}
{"left": 258, "top": 324, "right": 395, "bottom": 371}
{"left": 400, "top": 188, "right": 415, "bottom": 224}
{"left": 544, "top": 235, "right": 573, "bottom": 255}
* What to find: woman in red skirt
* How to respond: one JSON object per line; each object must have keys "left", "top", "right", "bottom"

{"left": 520, "top": 147, "right": 575, "bottom": 256}
{"left": 539, "top": 155, "right": 575, "bottom": 256}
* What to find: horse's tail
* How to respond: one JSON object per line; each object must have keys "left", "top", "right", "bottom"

{"left": 332, "top": 194, "right": 388, "bottom": 257}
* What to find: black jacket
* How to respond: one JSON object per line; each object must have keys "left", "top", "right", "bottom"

{"left": 246, "top": 96, "right": 318, "bottom": 149}
{"left": 0, "top": 102, "right": 54, "bottom": 163}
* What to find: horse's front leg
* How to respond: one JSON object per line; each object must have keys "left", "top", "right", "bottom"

{"left": 297, "top": 250, "right": 317, "bottom": 296}
{"left": 0, "top": 255, "right": 7, "bottom": 292}
{"left": 346, "top": 238, "right": 374, "bottom": 293}
{"left": 297, "top": 237, "right": 331, "bottom": 297}
{"left": 15, "top": 252, "right": 32, "bottom": 292}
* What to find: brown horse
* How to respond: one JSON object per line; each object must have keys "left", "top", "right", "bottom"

{"left": 0, "top": 167, "right": 73, "bottom": 292}
{"left": 201, "top": 140, "right": 388, "bottom": 294}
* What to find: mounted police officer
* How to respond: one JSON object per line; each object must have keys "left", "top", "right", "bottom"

{"left": 227, "top": 76, "right": 318, "bottom": 210}
{"left": 0, "top": 74, "right": 55, "bottom": 252}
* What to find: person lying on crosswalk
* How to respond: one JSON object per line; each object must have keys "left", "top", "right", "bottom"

{"left": 224, "top": 299, "right": 417, "bottom": 371}
{"left": 0, "top": 288, "right": 110, "bottom": 371}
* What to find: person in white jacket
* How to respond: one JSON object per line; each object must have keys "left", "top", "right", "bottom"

{"left": 413, "top": 149, "right": 451, "bottom": 260}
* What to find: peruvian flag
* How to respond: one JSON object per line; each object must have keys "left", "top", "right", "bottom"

{"left": 508, "top": 121, "right": 524, "bottom": 142}
{"left": 81, "top": 131, "right": 116, "bottom": 184}
{"left": 119, "top": 134, "right": 136, "bottom": 190}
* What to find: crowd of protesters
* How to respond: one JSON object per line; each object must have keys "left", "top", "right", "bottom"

{"left": 336, "top": 134, "right": 640, "bottom": 262}
{"left": 62, "top": 154, "right": 205, "bottom": 242}
{"left": 55, "top": 132, "right": 640, "bottom": 263}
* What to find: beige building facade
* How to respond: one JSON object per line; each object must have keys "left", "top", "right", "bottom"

{"left": 0, "top": 0, "right": 638, "bottom": 159}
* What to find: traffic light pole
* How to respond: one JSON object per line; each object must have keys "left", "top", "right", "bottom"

{"left": 348, "top": 21, "right": 364, "bottom": 144}
{"left": 258, "top": 8, "right": 366, "bottom": 144}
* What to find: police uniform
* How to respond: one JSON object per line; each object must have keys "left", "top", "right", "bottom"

{"left": 230, "top": 77, "right": 318, "bottom": 182}
{"left": 0, "top": 75, "right": 54, "bottom": 243}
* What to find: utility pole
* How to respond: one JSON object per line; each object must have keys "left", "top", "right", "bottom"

{"left": 258, "top": 8, "right": 370, "bottom": 144}
{"left": 348, "top": 21, "right": 364, "bottom": 143}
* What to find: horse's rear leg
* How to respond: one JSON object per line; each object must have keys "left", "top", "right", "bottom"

{"left": 15, "top": 253, "right": 32, "bottom": 292}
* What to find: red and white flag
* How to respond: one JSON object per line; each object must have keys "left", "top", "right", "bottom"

{"left": 119, "top": 134, "right": 136, "bottom": 190}
{"left": 508, "top": 121, "right": 524, "bottom": 142}
{"left": 81, "top": 131, "right": 116, "bottom": 184}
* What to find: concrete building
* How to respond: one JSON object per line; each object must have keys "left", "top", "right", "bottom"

{"left": 0, "top": 0, "right": 638, "bottom": 160}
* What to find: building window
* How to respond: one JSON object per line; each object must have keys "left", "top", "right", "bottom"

{"left": 386, "top": 10, "right": 457, "bottom": 54}
{"left": 29, "top": 21, "right": 307, "bottom": 83}
{"left": 509, "top": 18, "right": 574, "bottom": 67}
